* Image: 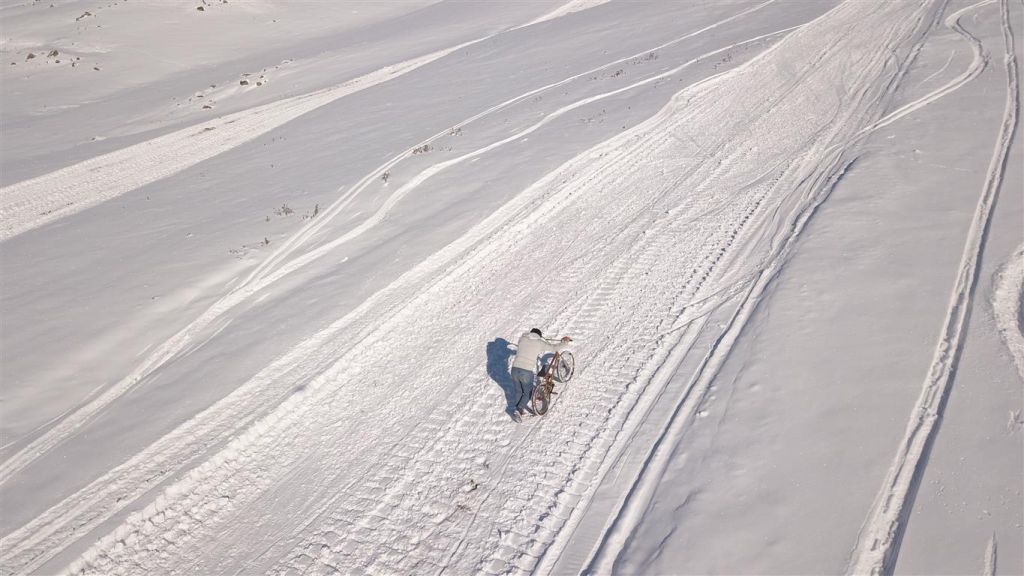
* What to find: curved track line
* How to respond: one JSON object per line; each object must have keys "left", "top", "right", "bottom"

{"left": 859, "top": 0, "right": 994, "bottom": 136}
{"left": 848, "top": 0, "right": 1019, "bottom": 573}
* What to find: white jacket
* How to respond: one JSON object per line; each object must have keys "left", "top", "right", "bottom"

{"left": 512, "top": 331, "right": 568, "bottom": 372}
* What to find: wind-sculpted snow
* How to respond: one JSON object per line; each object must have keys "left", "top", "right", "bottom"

{"left": 46, "top": 1, "right": 975, "bottom": 574}
{"left": 994, "top": 243, "right": 1024, "bottom": 380}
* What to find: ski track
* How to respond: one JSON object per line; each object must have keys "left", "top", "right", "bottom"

{"left": 0, "top": 0, "right": 756, "bottom": 495}
{"left": 42, "top": 2, "right": 975, "bottom": 575}
{"left": 848, "top": 0, "right": 1019, "bottom": 573}
{"left": 0, "top": 5, "right": 788, "bottom": 574}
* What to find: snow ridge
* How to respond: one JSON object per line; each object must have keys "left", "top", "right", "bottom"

{"left": 993, "top": 243, "right": 1024, "bottom": 380}
{"left": 848, "top": 0, "right": 1020, "bottom": 573}
{"left": 983, "top": 533, "right": 998, "bottom": 576}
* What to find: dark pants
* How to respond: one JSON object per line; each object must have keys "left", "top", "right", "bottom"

{"left": 511, "top": 367, "right": 535, "bottom": 412}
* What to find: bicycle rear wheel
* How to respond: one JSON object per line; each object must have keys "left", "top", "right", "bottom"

{"left": 531, "top": 383, "right": 550, "bottom": 416}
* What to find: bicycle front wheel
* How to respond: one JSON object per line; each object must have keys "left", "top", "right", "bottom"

{"left": 554, "top": 351, "right": 575, "bottom": 383}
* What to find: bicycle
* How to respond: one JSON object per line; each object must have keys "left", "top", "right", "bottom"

{"left": 531, "top": 349, "right": 575, "bottom": 416}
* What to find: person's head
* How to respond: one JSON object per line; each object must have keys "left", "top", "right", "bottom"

{"left": 530, "top": 328, "right": 543, "bottom": 337}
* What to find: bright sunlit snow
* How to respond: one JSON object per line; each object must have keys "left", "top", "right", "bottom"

{"left": 1, "top": 1, "right": 1021, "bottom": 575}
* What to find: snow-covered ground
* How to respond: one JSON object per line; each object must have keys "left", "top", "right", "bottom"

{"left": 0, "top": 1, "right": 1020, "bottom": 574}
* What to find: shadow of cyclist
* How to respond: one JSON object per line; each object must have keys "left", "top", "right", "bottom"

{"left": 486, "top": 337, "right": 517, "bottom": 416}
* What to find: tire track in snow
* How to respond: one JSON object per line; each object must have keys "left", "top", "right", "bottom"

{"left": 848, "top": 0, "right": 1019, "bottom": 573}
{"left": 0, "top": 0, "right": 779, "bottom": 494}
{"left": 0, "top": 10, "right": 789, "bottom": 574}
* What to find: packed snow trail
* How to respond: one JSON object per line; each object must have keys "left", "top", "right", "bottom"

{"left": 0, "top": 5, "right": 791, "bottom": 573}
{"left": 848, "top": 0, "right": 1019, "bottom": 573}
{"left": 54, "top": 2, "right": 961, "bottom": 574}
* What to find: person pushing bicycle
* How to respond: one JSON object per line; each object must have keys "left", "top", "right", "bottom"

{"left": 510, "top": 328, "right": 572, "bottom": 422}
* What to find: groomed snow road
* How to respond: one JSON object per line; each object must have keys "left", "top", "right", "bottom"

{"left": 3, "top": 0, "right": 1014, "bottom": 574}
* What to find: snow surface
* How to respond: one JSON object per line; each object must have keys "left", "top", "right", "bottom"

{"left": 0, "top": 0, "right": 1021, "bottom": 575}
